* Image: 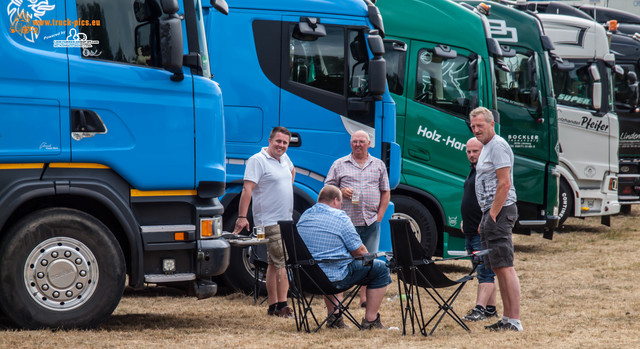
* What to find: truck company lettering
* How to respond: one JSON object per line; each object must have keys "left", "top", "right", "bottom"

{"left": 417, "top": 125, "right": 466, "bottom": 151}
{"left": 557, "top": 93, "right": 591, "bottom": 107}
{"left": 581, "top": 116, "right": 609, "bottom": 132}
{"left": 558, "top": 116, "right": 609, "bottom": 133}
{"left": 620, "top": 132, "right": 640, "bottom": 140}
{"left": 507, "top": 134, "right": 539, "bottom": 149}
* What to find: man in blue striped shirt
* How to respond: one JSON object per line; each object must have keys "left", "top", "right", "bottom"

{"left": 297, "top": 185, "right": 391, "bottom": 330}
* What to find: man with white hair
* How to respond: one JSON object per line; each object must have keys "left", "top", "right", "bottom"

{"left": 325, "top": 130, "right": 390, "bottom": 308}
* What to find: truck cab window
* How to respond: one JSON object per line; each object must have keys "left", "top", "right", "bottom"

{"left": 383, "top": 41, "right": 406, "bottom": 95}
{"left": 76, "top": 0, "right": 163, "bottom": 68}
{"left": 289, "top": 25, "right": 345, "bottom": 95}
{"left": 552, "top": 62, "right": 594, "bottom": 110}
{"left": 414, "top": 48, "right": 477, "bottom": 118}
{"left": 494, "top": 51, "right": 540, "bottom": 110}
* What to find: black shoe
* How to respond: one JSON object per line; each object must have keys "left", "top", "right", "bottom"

{"left": 463, "top": 307, "right": 486, "bottom": 322}
{"left": 485, "top": 320, "right": 505, "bottom": 331}
{"left": 502, "top": 322, "right": 523, "bottom": 332}
{"left": 485, "top": 309, "right": 499, "bottom": 319}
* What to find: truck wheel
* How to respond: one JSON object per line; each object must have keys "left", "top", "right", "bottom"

{"left": 558, "top": 180, "right": 574, "bottom": 227}
{"left": 219, "top": 210, "right": 300, "bottom": 294}
{"left": 391, "top": 195, "right": 438, "bottom": 258}
{"left": 0, "top": 208, "right": 125, "bottom": 329}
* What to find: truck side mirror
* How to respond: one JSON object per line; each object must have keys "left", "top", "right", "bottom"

{"left": 540, "top": 35, "right": 555, "bottom": 51}
{"left": 434, "top": 45, "right": 457, "bottom": 59}
{"left": 590, "top": 64, "right": 602, "bottom": 111}
{"left": 500, "top": 45, "right": 516, "bottom": 58}
{"left": 367, "top": 33, "right": 385, "bottom": 57}
{"left": 629, "top": 72, "right": 639, "bottom": 106}
{"left": 159, "top": 0, "right": 183, "bottom": 80}
{"left": 297, "top": 17, "right": 326, "bottom": 37}
{"left": 368, "top": 57, "right": 386, "bottom": 99}
{"left": 469, "top": 55, "right": 478, "bottom": 90}
{"left": 210, "top": 0, "right": 229, "bottom": 15}
{"left": 487, "top": 38, "right": 503, "bottom": 57}
{"left": 527, "top": 55, "right": 537, "bottom": 87}
{"left": 592, "top": 82, "right": 602, "bottom": 111}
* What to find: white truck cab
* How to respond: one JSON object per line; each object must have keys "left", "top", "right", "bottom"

{"left": 539, "top": 13, "right": 620, "bottom": 225}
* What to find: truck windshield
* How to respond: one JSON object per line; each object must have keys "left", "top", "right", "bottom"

{"left": 494, "top": 50, "right": 540, "bottom": 110}
{"left": 552, "top": 62, "right": 594, "bottom": 110}
{"left": 414, "top": 49, "right": 478, "bottom": 118}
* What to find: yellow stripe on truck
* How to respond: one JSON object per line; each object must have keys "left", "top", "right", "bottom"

{"left": 130, "top": 189, "right": 198, "bottom": 197}
{"left": 49, "top": 163, "right": 111, "bottom": 169}
{"left": 0, "top": 163, "right": 45, "bottom": 169}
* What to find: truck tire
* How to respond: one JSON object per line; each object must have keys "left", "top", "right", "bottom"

{"left": 391, "top": 195, "right": 438, "bottom": 258}
{"left": 0, "top": 208, "right": 125, "bottom": 329}
{"left": 558, "top": 180, "right": 574, "bottom": 227}
{"left": 218, "top": 210, "right": 300, "bottom": 294}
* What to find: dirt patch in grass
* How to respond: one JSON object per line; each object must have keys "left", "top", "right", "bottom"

{"left": 2, "top": 212, "right": 640, "bottom": 348}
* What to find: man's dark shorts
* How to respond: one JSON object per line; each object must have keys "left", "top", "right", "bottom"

{"left": 479, "top": 204, "right": 517, "bottom": 270}
{"left": 332, "top": 259, "right": 391, "bottom": 291}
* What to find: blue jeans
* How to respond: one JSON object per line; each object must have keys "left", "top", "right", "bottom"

{"left": 465, "top": 233, "right": 495, "bottom": 284}
{"left": 356, "top": 221, "right": 380, "bottom": 253}
{"left": 332, "top": 259, "right": 392, "bottom": 290}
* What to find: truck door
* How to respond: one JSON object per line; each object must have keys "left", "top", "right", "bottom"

{"left": 495, "top": 49, "right": 550, "bottom": 207}
{"left": 403, "top": 40, "right": 476, "bottom": 179}
{"left": 66, "top": 0, "right": 195, "bottom": 190}
{"left": 279, "top": 16, "right": 378, "bottom": 180}
{"left": 553, "top": 61, "right": 614, "bottom": 184}
{"left": 1, "top": 1, "right": 69, "bottom": 162}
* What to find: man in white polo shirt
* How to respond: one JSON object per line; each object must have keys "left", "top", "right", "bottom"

{"left": 233, "top": 126, "right": 295, "bottom": 318}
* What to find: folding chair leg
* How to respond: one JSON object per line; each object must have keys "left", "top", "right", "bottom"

{"left": 419, "top": 280, "right": 471, "bottom": 335}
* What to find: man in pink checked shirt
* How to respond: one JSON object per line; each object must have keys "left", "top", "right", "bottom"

{"left": 325, "top": 130, "right": 390, "bottom": 308}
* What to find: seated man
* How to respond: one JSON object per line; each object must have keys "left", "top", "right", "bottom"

{"left": 297, "top": 185, "right": 392, "bottom": 329}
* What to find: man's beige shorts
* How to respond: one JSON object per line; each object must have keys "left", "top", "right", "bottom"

{"left": 265, "top": 224, "right": 285, "bottom": 269}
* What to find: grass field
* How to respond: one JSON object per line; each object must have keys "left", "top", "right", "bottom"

{"left": 2, "top": 213, "right": 639, "bottom": 348}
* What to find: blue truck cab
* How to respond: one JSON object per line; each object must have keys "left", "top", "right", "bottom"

{"left": 0, "top": 0, "right": 229, "bottom": 328}
{"left": 203, "top": 0, "right": 400, "bottom": 292}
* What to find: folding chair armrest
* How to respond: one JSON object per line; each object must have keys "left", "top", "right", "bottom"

{"left": 472, "top": 249, "right": 491, "bottom": 257}
{"left": 360, "top": 252, "right": 384, "bottom": 266}
{"left": 471, "top": 249, "right": 491, "bottom": 264}
{"left": 309, "top": 256, "right": 354, "bottom": 265}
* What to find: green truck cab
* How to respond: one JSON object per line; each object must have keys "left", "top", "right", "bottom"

{"left": 379, "top": 0, "right": 504, "bottom": 257}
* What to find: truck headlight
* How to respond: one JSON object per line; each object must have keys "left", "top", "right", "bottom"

{"left": 200, "top": 216, "right": 223, "bottom": 239}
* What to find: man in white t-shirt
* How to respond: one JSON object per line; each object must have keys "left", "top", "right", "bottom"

{"left": 470, "top": 107, "right": 522, "bottom": 332}
{"left": 233, "top": 126, "right": 295, "bottom": 318}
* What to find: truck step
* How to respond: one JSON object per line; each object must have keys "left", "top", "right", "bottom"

{"left": 141, "top": 225, "right": 196, "bottom": 233}
{"left": 145, "top": 273, "right": 196, "bottom": 283}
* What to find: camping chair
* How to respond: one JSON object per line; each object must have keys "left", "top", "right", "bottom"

{"left": 278, "top": 220, "right": 380, "bottom": 333}
{"left": 389, "top": 218, "right": 489, "bottom": 336}
{"left": 250, "top": 244, "right": 269, "bottom": 305}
